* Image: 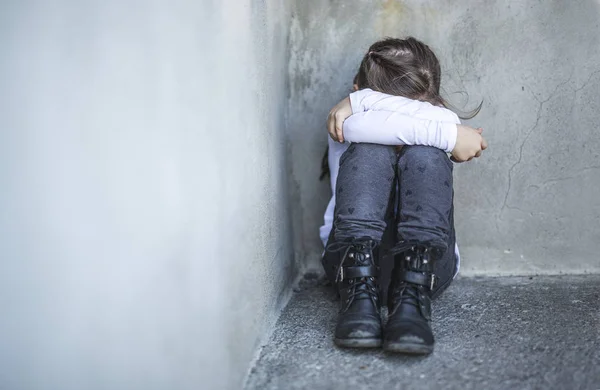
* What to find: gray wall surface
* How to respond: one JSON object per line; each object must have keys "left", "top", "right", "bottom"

{"left": 2, "top": 0, "right": 600, "bottom": 389}
{"left": 287, "top": 0, "right": 600, "bottom": 275}
{"left": 0, "top": 1, "right": 294, "bottom": 389}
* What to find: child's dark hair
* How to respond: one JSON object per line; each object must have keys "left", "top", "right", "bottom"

{"left": 355, "top": 37, "right": 481, "bottom": 119}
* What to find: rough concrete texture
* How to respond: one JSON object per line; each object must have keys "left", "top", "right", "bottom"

{"left": 246, "top": 274, "right": 600, "bottom": 389}
{"left": 287, "top": 0, "right": 600, "bottom": 275}
{"left": 0, "top": 1, "right": 294, "bottom": 389}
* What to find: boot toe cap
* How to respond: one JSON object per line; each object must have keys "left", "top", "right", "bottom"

{"left": 384, "top": 320, "right": 434, "bottom": 354}
{"left": 335, "top": 316, "right": 382, "bottom": 339}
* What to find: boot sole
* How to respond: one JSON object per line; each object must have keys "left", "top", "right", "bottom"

{"left": 383, "top": 340, "right": 433, "bottom": 355}
{"left": 334, "top": 338, "right": 382, "bottom": 348}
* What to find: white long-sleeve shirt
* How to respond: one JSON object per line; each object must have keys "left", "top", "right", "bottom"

{"left": 320, "top": 89, "right": 462, "bottom": 272}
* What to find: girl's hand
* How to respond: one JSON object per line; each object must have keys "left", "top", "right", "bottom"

{"left": 452, "top": 125, "right": 488, "bottom": 162}
{"left": 327, "top": 97, "right": 353, "bottom": 142}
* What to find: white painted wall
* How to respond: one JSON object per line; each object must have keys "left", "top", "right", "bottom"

{"left": 0, "top": 1, "right": 294, "bottom": 389}
{"left": 288, "top": 0, "right": 600, "bottom": 275}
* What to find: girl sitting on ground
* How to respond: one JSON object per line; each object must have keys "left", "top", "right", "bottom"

{"left": 321, "top": 37, "right": 487, "bottom": 354}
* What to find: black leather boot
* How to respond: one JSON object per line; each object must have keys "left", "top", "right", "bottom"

{"left": 330, "top": 239, "right": 382, "bottom": 348}
{"left": 384, "top": 245, "right": 439, "bottom": 354}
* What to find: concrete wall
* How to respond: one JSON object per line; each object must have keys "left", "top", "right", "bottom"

{"left": 0, "top": 1, "right": 294, "bottom": 389}
{"left": 287, "top": 0, "right": 600, "bottom": 275}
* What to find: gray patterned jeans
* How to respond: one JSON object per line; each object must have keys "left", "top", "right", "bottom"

{"left": 329, "top": 143, "right": 457, "bottom": 293}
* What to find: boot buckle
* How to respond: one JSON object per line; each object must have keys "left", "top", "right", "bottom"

{"left": 429, "top": 274, "right": 438, "bottom": 290}
{"left": 335, "top": 266, "right": 345, "bottom": 283}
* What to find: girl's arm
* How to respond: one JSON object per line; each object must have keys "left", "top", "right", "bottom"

{"left": 344, "top": 88, "right": 460, "bottom": 152}
{"left": 328, "top": 89, "right": 460, "bottom": 150}
{"left": 349, "top": 88, "right": 459, "bottom": 122}
{"left": 342, "top": 96, "right": 487, "bottom": 162}
{"left": 343, "top": 111, "right": 458, "bottom": 152}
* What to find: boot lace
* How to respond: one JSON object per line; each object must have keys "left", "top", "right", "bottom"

{"left": 389, "top": 245, "right": 432, "bottom": 315}
{"left": 326, "top": 239, "right": 379, "bottom": 308}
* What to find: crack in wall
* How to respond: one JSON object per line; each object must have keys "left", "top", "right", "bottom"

{"left": 499, "top": 69, "right": 600, "bottom": 214}
{"left": 500, "top": 75, "right": 572, "bottom": 212}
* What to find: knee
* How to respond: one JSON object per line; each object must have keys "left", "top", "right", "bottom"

{"left": 398, "top": 146, "right": 451, "bottom": 170}
{"left": 350, "top": 142, "right": 395, "bottom": 155}
{"left": 340, "top": 143, "right": 396, "bottom": 167}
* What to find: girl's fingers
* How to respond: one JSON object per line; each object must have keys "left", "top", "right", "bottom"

{"left": 481, "top": 137, "right": 489, "bottom": 150}
{"left": 327, "top": 113, "right": 337, "bottom": 141}
{"left": 335, "top": 114, "right": 344, "bottom": 143}
{"left": 336, "top": 124, "right": 344, "bottom": 143}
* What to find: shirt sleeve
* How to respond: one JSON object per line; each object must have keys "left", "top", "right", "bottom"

{"left": 350, "top": 88, "right": 421, "bottom": 113}
{"left": 343, "top": 110, "right": 458, "bottom": 152}
{"left": 349, "top": 88, "right": 460, "bottom": 123}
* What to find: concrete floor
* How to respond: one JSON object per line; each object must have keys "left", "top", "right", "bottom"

{"left": 245, "top": 274, "right": 600, "bottom": 390}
